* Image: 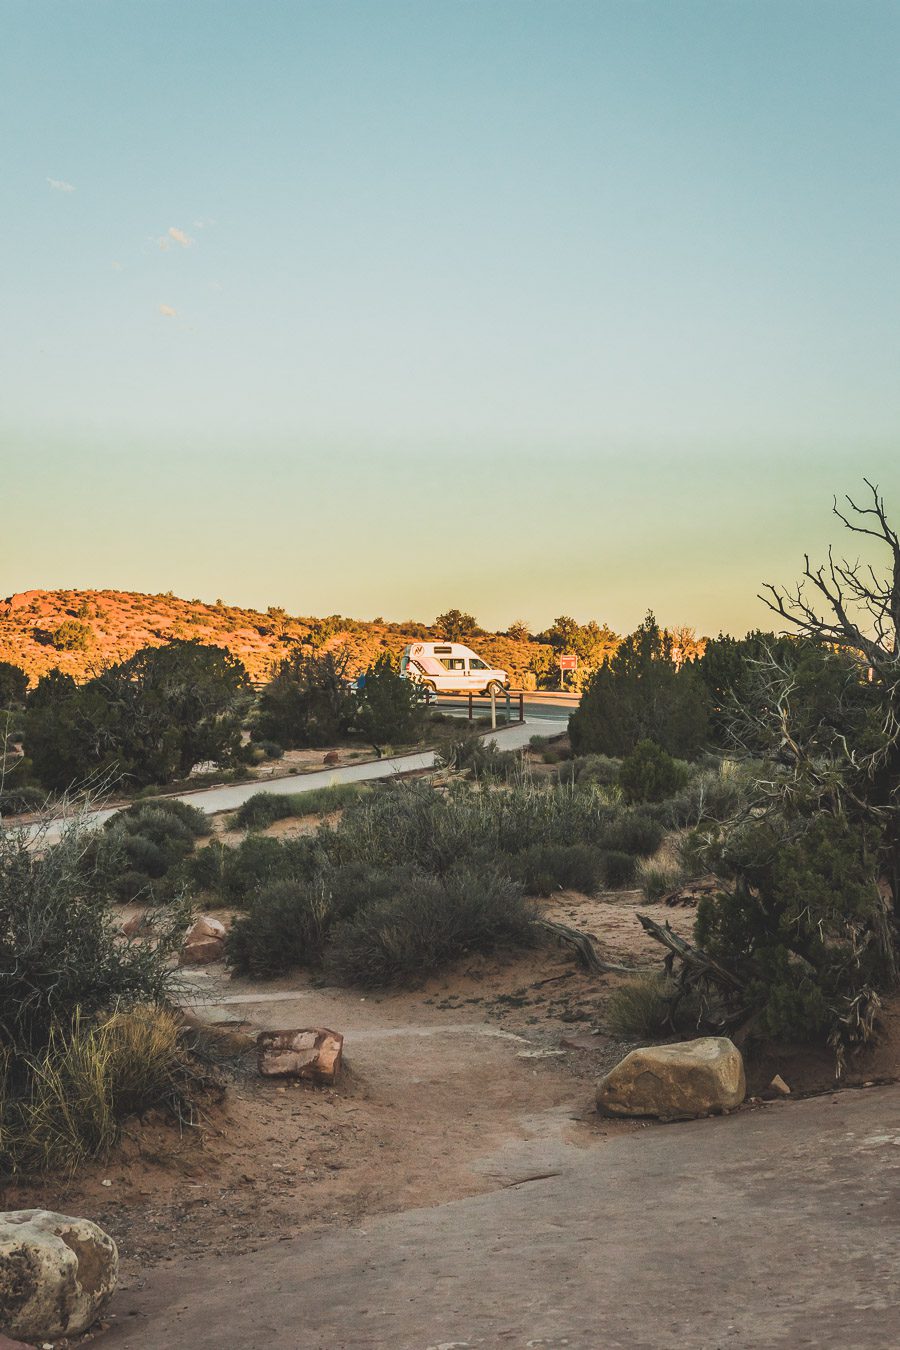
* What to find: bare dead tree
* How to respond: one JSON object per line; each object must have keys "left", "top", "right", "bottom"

{"left": 756, "top": 479, "right": 900, "bottom": 915}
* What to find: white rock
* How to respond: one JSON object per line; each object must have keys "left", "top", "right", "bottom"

{"left": 0, "top": 1210, "right": 118, "bottom": 1342}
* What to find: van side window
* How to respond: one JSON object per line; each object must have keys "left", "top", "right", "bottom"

{"left": 439, "top": 658, "right": 466, "bottom": 671}
{"left": 469, "top": 658, "right": 487, "bottom": 670}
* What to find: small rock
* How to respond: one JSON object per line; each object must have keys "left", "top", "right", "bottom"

{"left": 597, "top": 1036, "right": 746, "bottom": 1120}
{"left": 322, "top": 750, "right": 340, "bottom": 765}
{"left": 0, "top": 1210, "right": 118, "bottom": 1342}
{"left": 179, "top": 937, "right": 225, "bottom": 966}
{"left": 120, "top": 912, "right": 153, "bottom": 938}
{"left": 257, "top": 1028, "right": 344, "bottom": 1084}
{"left": 179, "top": 915, "right": 227, "bottom": 966}
{"left": 187, "top": 915, "right": 227, "bottom": 942}
{"left": 769, "top": 1073, "right": 791, "bottom": 1096}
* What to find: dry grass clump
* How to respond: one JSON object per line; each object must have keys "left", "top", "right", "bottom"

{"left": 5, "top": 1005, "right": 197, "bottom": 1174}
{"left": 606, "top": 974, "right": 701, "bottom": 1040}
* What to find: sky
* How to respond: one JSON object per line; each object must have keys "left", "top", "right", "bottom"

{"left": 2, "top": 1, "right": 898, "bottom": 636}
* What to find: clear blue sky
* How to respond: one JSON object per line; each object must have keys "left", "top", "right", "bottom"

{"left": 3, "top": 1, "right": 898, "bottom": 634}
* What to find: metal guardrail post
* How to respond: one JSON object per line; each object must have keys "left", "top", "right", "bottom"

{"left": 518, "top": 692, "right": 524, "bottom": 723}
{"left": 468, "top": 692, "right": 473, "bottom": 720}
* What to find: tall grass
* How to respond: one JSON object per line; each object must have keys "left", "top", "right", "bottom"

{"left": 6, "top": 1006, "right": 191, "bottom": 1174}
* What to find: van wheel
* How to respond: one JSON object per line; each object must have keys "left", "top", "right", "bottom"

{"left": 422, "top": 681, "right": 436, "bottom": 701}
{"left": 486, "top": 681, "right": 504, "bottom": 697}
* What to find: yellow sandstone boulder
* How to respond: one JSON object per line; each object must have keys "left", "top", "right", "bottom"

{"left": 597, "top": 1036, "right": 746, "bottom": 1120}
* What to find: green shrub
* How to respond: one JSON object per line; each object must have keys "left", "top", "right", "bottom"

{"left": 234, "top": 784, "right": 366, "bottom": 832}
{"left": 694, "top": 815, "right": 892, "bottom": 1043}
{"left": 0, "top": 820, "right": 184, "bottom": 1061}
{"left": 226, "top": 877, "right": 335, "bottom": 977}
{"left": 185, "top": 833, "right": 319, "bottom": 906}
{"left": 619, "top": 740, "right": 690, "bottom": 804}
{"left": 508, "top": 843, "right": 603, "bottom": 896}
{"left": 0, "top": 785, "right": 45, "bottom": 816}
{"left": 569, "top": 613, "right": 710, "bottom": 759}
{"left": 226, "top": 863, "right": 401, "bottom": 977}
{"left": 254, "top": 739, "right": 284, "bottom": 760}
{"left": 325, "top": 865, "right": 535, "bottom": 987}
{"left": 601, "top": 850, "right": 638, "bottom": 888}
{"left": 255, "top": 648, "right": 354, "bottom": 748}
{"left": 572, "top": 755, "right": 621, "bottom": 788}
{"left": 354, "top": 653, "right": 425, "bottom": 751}
{"left": 49, "top": 619, "right": 93, "bottom": 651}
{"left": 92, "top": 798, "right": 211, "bottom": 902}
{"left": 0, "top": 662, "right": 28, "bottom": 709}
{"left": 600, "top": 809, "right": 664, "bottom": 857}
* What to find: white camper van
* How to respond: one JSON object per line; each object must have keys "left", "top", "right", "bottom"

{"left": 400, "top": 642, "right": 509, "bottom": 696}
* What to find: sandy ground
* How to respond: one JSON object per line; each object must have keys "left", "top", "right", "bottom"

{"left": 1, "top": 890, "right": 682, "bottom": 1285}
{"left": 9, "top": 878, "right": 894, "bottom": 1305}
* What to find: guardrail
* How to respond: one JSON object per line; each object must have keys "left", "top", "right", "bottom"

{"left": 431, "top": 690, "right": 525, "bottom": 724}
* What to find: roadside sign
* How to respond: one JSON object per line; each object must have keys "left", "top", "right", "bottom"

{"left": 558, "top": 654, "right": 577, "bottom": 670}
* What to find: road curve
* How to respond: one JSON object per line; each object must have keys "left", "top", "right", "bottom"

{"left": 16, "top": 716, "right": 559, "bottom": 840}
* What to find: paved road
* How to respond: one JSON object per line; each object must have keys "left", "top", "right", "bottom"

{"left": 101, "top": 1085, "right": 900, "bottom": 1349}
{"left": 18, "top": 717, "right": 553, "bottom": 838}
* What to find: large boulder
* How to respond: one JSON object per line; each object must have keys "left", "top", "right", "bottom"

{"left": 257, "top": 1028, "right": 344, "bottom": 1084}
{"left": 597, "top": 1036, "right": 746, "bottom": 1120}
{"left": 0, "top": 1210, "right": 118, "bottom": 1342}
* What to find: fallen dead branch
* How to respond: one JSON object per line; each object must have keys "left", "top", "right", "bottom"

{"left": 535, "top": 919, "right": 639, "bottom": 976}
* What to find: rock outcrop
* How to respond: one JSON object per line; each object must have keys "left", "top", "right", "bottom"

{"left": 0, "top": 1210, "right": 118, "bottom": 1342}
{"left": 597, "top": 1036, "right": 746, "bottom": 1120}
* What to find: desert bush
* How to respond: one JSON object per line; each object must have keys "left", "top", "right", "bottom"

{"left": 695, "top": 815, "right": 893, "bottom": 1043}
{"left": 234, "top": 784, "right": 366, "bottom": 832}
{"left": 226, "top": 876, "right": 335, "bottom": 977}
{"left": 7, "top": 1006, "right": 192, "bottom": 1174}
{"left": 325, "top": 865, "right": 535, "bottom": 987}
{"left": 509, "top": 843, "right": 603, "bottom": 896}
{"left": 619, "top": 740, "right": 690, "bottom": 804}
{"left": 663, "top": 759, "right": 755, "bottom": 829}
{"left": 601, "top": 850, "right": 638, "bottom": 888}
{"left": 254, "top": 739, "right": 284, "bottom": 760}
{"left": 226, "top": 861, "right": 401, "bottom": 977}
{"left": 599, "top": 809, "right": 664, "bottom": 858}
{"left": 92, "top": 798, "right": 211, "bottom": 902}
{"left": 49, "top": 619, "right": 93, "bottom": 651}
{"left": 636, "top": 856, "right": 687, "bottom": 901}
{"left": 572, "top": 754, "right": 621, "bottom": 788}
{"left": 354, "top": 652, "right": 424, "bottom": 751}
{"left": 0, "top": 822, "right": 184, "bottom": 1058}
{"left": 0, "top": 784, "right": 46, "bottom": 816}
{"left": 0, "top": 662, "right": 28, "bottom": 709}
{"left": 606, "top": 974, "right": 701, "bottom": 1039}
{"left": 185, "top": 833, "right": 319, "bottom": 906}
{"left": 255, "top": 648, "right": 354, "bottom": 748}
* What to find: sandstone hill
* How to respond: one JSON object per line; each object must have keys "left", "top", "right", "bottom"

{"left": 0, "top": 590, "right": 552, "bottom": 687}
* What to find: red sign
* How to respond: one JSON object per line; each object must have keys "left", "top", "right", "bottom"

{"left": 558, "top": 654, "right": 578, "bottom": 670}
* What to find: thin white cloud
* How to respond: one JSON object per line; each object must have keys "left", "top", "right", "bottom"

{"left": 47, "top": 177, "right": 76, "bottom": 193}
{"left": 159, "top": 303, "right": 177, "bottom": 317}
{"left": 111, "top": 260, "right": 123, "bottom": 272}
{"left": 168, "top": 226, "right": 193, "bottom": 248}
